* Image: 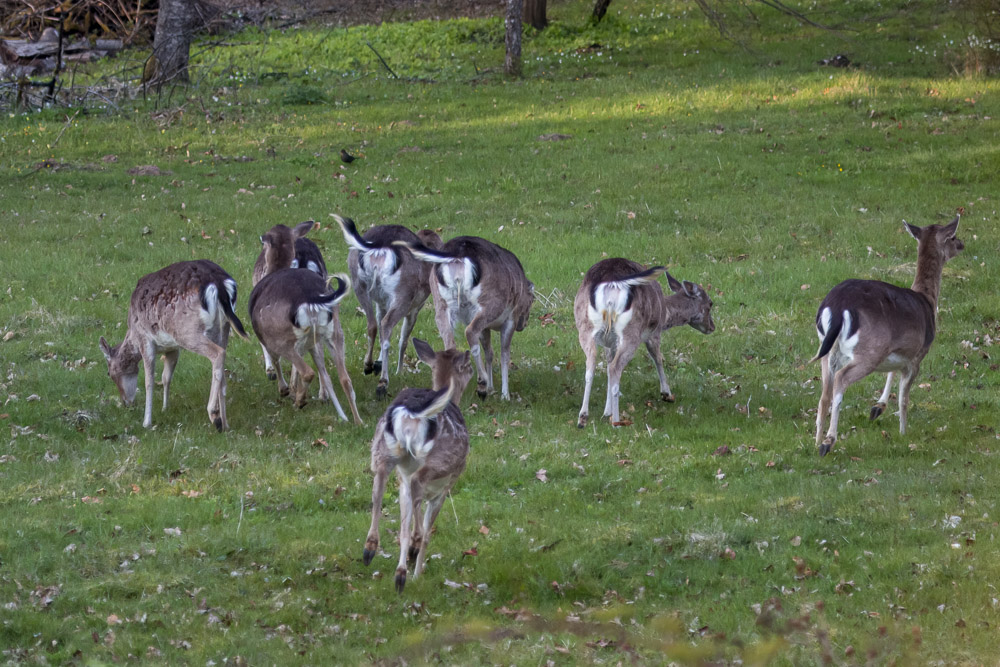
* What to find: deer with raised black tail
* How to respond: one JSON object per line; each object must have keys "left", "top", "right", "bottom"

{"left": 251, "top": 220, "right": 319, "bottom": 381}
{"left": 811, "top": 216, "right": 964, "bottom": 456}
{"left": 248, "top": 270, "right": 362, "bottom": 423}
{"left": 574, "top": 258, "right": 715, "bottom": 428}
{"left": 99, "top": 260, "right": 248, "bottom": 431}
{"left": 334, "top": 214, "right": 441, "bottom": 399}
{"left": 362, "top": 338, "right": 473, "bottom": 593}
{"left": 395, "top": 235, "right": 534, "bottom": 400}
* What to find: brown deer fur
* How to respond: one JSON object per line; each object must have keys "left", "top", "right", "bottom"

{"left": 335, "top": 214, "right": 442, "bottom": 399}
{"left": 574, "top": 258, "right": 715, "bottom": 428}
{"left": 362, "top": 338, "right": 473, "bottom": 593}
{"left": 99, "top": 260, "right": 248, "bottom": 431}
{"left": 397, "top": 235, "right": 534, "bottom": 400}
{"left": 811, "top": 216, "right": 964, "bottom": 456}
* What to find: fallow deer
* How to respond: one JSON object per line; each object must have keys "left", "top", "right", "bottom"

{"left": 248, "top": 269, "right": 362, "bottom": 423}
{"left": 335, "top": 215, "right": 442, "bottom": 399}
{"left": 99, "top": 260, "right": 248, "bottom": 431}
{"left": 362, "top": 338, "right": 473, "bottom": 593}
{"left": 396, "top": 235, "right": 534, "bottom": 400}
{"left": 811, "top": 216, "right": 964, "bottom": 456}
{"left": 290, "top": 237, "right": 327, "bottom": 278}
{"left": 574, "top": 258, "right": 715, "bottom": 428}
{"left": 251, "top": 220, "right": 318, "bottom": 380}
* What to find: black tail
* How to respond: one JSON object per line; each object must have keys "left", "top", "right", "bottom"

{"left": 336, "top": 215, "right": 376, "bottom": 251}
{"left": 810, "top": 307, "right": 850, "bottom": 362}
{"left": 221, "top": 287, "right": 249, "bottom": 339}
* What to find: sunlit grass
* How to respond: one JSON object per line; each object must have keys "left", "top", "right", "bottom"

{"left": 1, "top": 0, "right": 999, "bottom": 663}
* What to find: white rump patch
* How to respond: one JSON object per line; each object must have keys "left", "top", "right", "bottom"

{"left": 588, "top": 282, "right": 634, "bottom": 347}
{"left": 200, "top": 283, "right": 221, "bottom": 331}
{"left": 816, "top": 306, "right": 832, "bottom": 339}
{"left": 389, "top": 408, "right": 436, "bottom": 460}
{"left": 839, "top": 310, "right": 859, "bottom": 355}
{"left": 294, "top": 303, "right": 333, "bottom": 330}
{"left": 439, "top": 258, "right": 481, "bottom": 325}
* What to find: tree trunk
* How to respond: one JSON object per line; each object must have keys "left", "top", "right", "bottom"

{"left": 150, "top": 0, "right": 203, "bottom": 86}
{"left": 504, "top": 0, "right": 523, "bottom": 77}
{"left": 524, "top": 0, "right": 548, "bottom": 30}
{"left": 592, "top": 0, "right": 612, "bottom": 23}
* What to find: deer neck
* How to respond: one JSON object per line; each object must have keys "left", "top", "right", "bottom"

{"left": 117, "top": 334, "right": 144, "bottom": 373}
{"left": 660, "top": 293, "right": 691, "bottom": 329}
{"left": 910, "top": 244, "right": 944, "bottom": 310}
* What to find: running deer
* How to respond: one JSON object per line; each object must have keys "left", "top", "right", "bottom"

{"left": 335, "top": 214, "right": 442, "bottom": 399}
{"left": 574, "top": 258, "right": 715, "bottom": 428}
{"left": 362, "top": 338, "right": 473, "bottom": 593}
{"left": 811, "top": 216, "right": 964, "bottom": 456}
{"left": 251, "top": 220, "right": 319, "bottom": 380}
{"left": 248, "top": 269, "right": 362, "bottom": 423}
{"left": 396, "top": 235, "right": 534, "bottom": 400}
{"left": 99, "top": 260, "right": 248, "bottom": 431}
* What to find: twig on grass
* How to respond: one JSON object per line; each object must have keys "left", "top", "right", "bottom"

{"left": 51, "top": 108, "right": 81, "bottom": 148}
{"left": 366, "top": 41, "right": 399, "bottom": 79}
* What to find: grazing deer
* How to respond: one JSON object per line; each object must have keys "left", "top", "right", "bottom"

{"left": 574, "top": 258, "right": 715, "bottom": 428}
{"left": 335, "top": 214, "right": 442, "bottom": 399}
{"left": 396, "top": 235, "right": 534, "bottom": 400}
{"left": 248, "top": 269, "right": 362, "bottom": 423}
{"left": 251, "top": 220, "right": 318, "bottom": 381}
{"left": 99, "top": 260, "right": 248, "bottom": 431}
{"left": 811, "top": 216, "right": 964, "bottom": 456}
{"left": 362, "top": 338, "right": 473, "bottom": 593}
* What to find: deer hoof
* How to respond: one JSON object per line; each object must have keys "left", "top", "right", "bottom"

{"left": 212, "top": 415, "right": 223, "bottom": 432}
{"left": 266, "top": 370, "right": 277, "bottom": 381}
{"left": 279, "top": 386, "right": 290, "bottom": 398}
{"left": 376, "top": 382, "right": 388, "bottom": 400}
{"left": 577, "top": 415, "right": 588, "bottom": 429}
{"left": 394, "top": 569, "right": 407, "bottom": 594}
{"left": 819, "top": 437, "right": 835, "bottom": 457}
{"left": 372, "top": 361, "right": 383, "bottom": 375}
{"left": 362, "top": 547, "right": 377, "bottom": 566}
{"left": 363, "top": 363, "right": 375, "bottom": 375}
{"left": 662, "top": 392, "right": 675, "bottom": 403}
{"left": 869, "top": 403, "right": 885, "bottom": 420}
{"left": 476, "top": 382, "right": 489, "bottom": 398}
{"left": 408, "top": 544, "right": 420, "bottom": 565}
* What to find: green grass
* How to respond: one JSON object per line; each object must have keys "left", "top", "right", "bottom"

{"left": 1, "top": 0, "right": 999, "bottom": 663}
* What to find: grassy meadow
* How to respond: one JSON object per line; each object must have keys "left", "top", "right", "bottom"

{"left": 1, "top": 0, "right": 999, "bottom": 662}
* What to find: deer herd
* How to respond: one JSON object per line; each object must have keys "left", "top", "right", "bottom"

{"left": 99, "top": 213, "right": 964, "bottom": 591}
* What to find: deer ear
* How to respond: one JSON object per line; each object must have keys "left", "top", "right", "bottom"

{"left": 941, "top": 214, "right": 960, "bottom": 238}
{"left": 682, "top": 280, "right": 700, "bottom": 298}
{"left": 903, "top": 221, "right": 923, "bottom": 241}
{"left": 99, "top": 336, "right": 113, "bottom": 361}
{"left": 293, "top": 220, "right": 316, "bottom": 239}
{"left": 412, "top": 338, "right": 436, "bottom": 365}
{"left": 665, "top": 271, "right": 683, "bottom": 294}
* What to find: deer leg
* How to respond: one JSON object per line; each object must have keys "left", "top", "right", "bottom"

{"left": 606, "top": 338, "right": 640, "bottom": 425}
{"left": 871, "top": 372, "right": 894, "bottom": 420}
{"left": 409, "top": 495, "right": 424, "bottom": 567}
{"left": 396, "top": 306, "right": 421, "bottom": 374}
{"left": 414, "top": 492, "right": 448, "bottom": 579}
{"left": 395, "top": 474, "right": 416, "bottom": 594}
{"left": 355, "top": 286, "right": 379, "bottom": 375}
{"left": 160, "top": 349, "right": 180, "bottom": 412}
{"left": 324, "top": 320, "right": 362, "bottom": 425}
{"left": 141, "top": 346, "right": 157, "bottom": 429}
{"left": 644, "top": 337, "right": 674, "bottom": 402}
{"left": 578, "top": 330, "right": 598, "bottom": 428}
{"left": 310, "top": 341, "right": 349, "bottom": 422}
{"left": 377, "top": 305, "right": 408, "bottom": 399}
{"left": 259, "top": 342, "right": 278, "bottom": 381}
{"left": 207, "top": 347, "right": 228, "bottom": 431}
{"left": 897, "top": 363, "right": 920, "bottom": 435}
{"left": 431, "top": 281, "right": 457, "bottom": 350}
{"left": 285, "top": 351, "right": 315, "bottom": 408}
{"left": 815, "top": 356, "right": 834, "bottom": 449}
{"left": 499, "top": 319, "right": 515, "bottom": 400}
{"left": 363, "top": 462, "right": 390, "bottom": 566}
{"left": 465, "top": 313, "right": 493, "bottom": 398}
{"left": 821, "top": 359, "right": 880, "bottom": 456}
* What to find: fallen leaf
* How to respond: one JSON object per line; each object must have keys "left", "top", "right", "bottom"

{"left": 181, "top": 490, "right": 202, "bottom": 498}
{"left": 479, "top": 525, "right": 490, "bottom": 536}
{"left": 163, "top": 527, "right": 182, "bottom": 537}
{"left": 535, "top": 469, "right": 548, "bottom": 483}
{"left": 790, "top": 535, "right": 802, "bottom": 546}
